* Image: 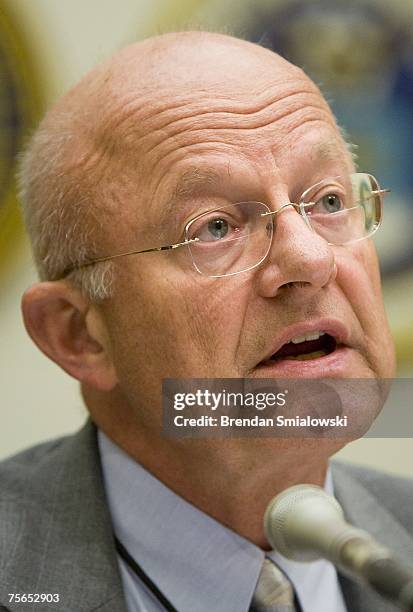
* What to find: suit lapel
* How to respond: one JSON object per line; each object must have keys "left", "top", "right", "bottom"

{"left": 332, "top": 462, "right": 413, "bottom": 612}
{"left": 1, "top": 421, "right": 127, "bottom": 612}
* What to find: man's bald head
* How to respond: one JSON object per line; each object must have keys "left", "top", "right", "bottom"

{"left": 18, "top": 31, "right": 339, "bottom": 300}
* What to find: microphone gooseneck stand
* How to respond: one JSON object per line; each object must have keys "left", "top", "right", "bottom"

{"left": 264, "top": 484, "right": 413, "bottom": 612}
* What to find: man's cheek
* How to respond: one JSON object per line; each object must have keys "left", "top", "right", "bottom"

{"left": 182, "top": 288, "right": 247, "bottom": 362}
{"left": 348, "top": 240, "right": 380, "bottom": 276}
{"left": 336, "top": 242, "right": 381, "bottom": 289}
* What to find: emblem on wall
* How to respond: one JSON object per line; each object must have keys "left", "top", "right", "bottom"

{"left": 0, "top": 2, "right": 41, "bottom": 277}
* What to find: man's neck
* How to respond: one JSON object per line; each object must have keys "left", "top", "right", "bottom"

{"left": 96, "top": 412, "right": 337, "bottom": 548}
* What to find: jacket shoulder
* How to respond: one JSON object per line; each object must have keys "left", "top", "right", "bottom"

{"left": 0, "top": 424, "right": 91, "bottom": 505}
{"left": 333, "top": 461, "right": 413, "bottom": 529}
{"left": 0, "top": 422, "right": 127, "bottom": 611}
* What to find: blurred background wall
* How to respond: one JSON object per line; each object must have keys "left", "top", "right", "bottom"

{"left": 1, "top": 0, "right": 412, "bottom": 473}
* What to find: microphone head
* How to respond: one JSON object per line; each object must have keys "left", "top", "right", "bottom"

{"left": 264, "top": 484, "right": 344, "bottom": 561}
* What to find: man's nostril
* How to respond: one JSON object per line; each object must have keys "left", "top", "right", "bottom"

{"left": 282, "top": 281, "right": 311, "bottom": 289}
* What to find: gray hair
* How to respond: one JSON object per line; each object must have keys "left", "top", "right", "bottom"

{"left": 17, "top": 120, "right": 115, "bottom": 302}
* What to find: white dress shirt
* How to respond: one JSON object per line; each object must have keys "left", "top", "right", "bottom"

{"left": 98, "top": 430, "right": 347, "bottom": 612}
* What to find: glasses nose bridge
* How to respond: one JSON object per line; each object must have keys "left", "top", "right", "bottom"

{"left": 261, "top": 201, "right": 302, "bottom": 220}
{"left": 259, "top": 201, "right": 310, "bottom": 267}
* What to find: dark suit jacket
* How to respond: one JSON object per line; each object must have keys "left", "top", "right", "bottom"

{"left": 1, "top": 421, "right": 412, "bottom": 611}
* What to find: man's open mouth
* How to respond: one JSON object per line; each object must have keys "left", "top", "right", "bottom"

{"left": 262, "top": 332, "right": 338, "bottom": 363}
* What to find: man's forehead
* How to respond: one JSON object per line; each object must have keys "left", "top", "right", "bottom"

{"left": 151, "top": 135, "right": 351, "bottom": 222}
{"left": 171, "top": 138, "right": 349, "bottom": 195}
{"left": 78, "top": 32, "right": 312, "bottom": 144}
{"left": 53, "top": 31, "right": 345, "bottom": 228}
{"left": 59, "top": 32, "right": 331, "bottom": 192}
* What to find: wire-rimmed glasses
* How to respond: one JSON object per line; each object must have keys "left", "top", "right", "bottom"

{"left": 59, "top": 172, "right": 389, "bottom": 279}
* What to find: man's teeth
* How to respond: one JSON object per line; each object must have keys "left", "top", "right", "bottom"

{"left": 290, "top": 331, "right": 325, "bottom": 344}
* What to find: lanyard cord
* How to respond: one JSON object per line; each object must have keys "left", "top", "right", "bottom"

{"left": 114, "top": 536, "right": 179, "bottom": 612}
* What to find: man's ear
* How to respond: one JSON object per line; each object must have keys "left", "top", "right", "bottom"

{"left": 21, "top": 281, "right": 118, "bottom": 391}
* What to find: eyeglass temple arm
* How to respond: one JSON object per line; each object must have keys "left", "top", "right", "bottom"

{"left": 59, "top": 237, "right": 200, "bottom": 277}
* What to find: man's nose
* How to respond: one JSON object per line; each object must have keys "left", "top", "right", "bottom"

{"left": 255, "top": 205, "right": 337, "bottom": 299}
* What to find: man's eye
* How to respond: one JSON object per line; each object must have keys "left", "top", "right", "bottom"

{"left": 316, "top": 193, "right": 343, "bottom": 213}
{"left": 191, "top": 215, "right": 242, "bottom": 242}
{"left": 207, "top": 218, "right": 229, "bottom": 240}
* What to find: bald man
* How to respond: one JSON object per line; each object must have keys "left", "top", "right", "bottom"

{"left": 1, "top": 32, "right": 411, "bottom": 612}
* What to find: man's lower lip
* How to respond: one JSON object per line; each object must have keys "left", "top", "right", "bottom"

{"left": 254, "top": 346, "right": 352, "bottom": 377}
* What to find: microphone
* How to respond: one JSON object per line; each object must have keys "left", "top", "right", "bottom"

{"left": 264, "top": 484, "right": 413, "bottom": 611}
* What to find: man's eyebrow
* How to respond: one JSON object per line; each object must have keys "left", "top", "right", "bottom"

{"left": 171, "top": 167, "right": 223, "bottom": 200}
{"left": 311, "top": 137, "right": 358, "bottom": 165}
{"left": 157, "top": 167, "right": 224, "bottom": 223}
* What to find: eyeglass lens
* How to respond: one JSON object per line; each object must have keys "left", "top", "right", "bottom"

{"left": 185, "top": 173, "right": 383, "bottom": 278}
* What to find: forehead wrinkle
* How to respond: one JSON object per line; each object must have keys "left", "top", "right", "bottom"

{"left": 98, "top": 76, "right": 325, "bottom": 158}
{"left": 92, "top": 75, "right": 332, "bottom": 190}
{"left": 106, "top": 76, "right": 315, "bottom": 135}
{"left": 144, "top": 83, "right": 319, "bottom": 132}
{"left": 143, "top": 107, "right": 333, "bottom": 179}
{"left": 139, "top": 90, "right": 329, "bottom": 159}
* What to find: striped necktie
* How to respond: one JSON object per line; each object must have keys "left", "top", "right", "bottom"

{"left": 249, "top": 558, "right": 298, "bottom": 611}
